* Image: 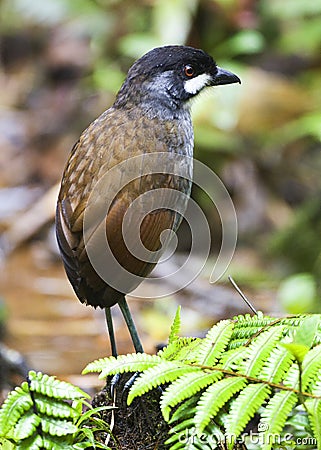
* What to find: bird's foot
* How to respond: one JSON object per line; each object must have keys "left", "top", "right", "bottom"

{"left": 121, "top": 372, "right": 139, "bottom": 406}
{"left": 121, "top": 373, "right": 163, "bottom": 407}
{"left": 109, "top": 372, "right": 139, "bottom": 407}
{"left": 109, "top": 371, "right": 163, "bottom": 409}
{"left": 110, "top": 373, "right": 121, "bottom": 402}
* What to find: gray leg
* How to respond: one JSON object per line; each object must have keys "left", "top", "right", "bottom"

{"left": 105, "top": 307, "right": 117, "bottom": 357}
{"left": 118, "top": 296, "right": 144, "bottom": 353}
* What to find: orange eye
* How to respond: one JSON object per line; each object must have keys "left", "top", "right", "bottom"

{"left": 184, "top": 65, "right": 194, "bottom": 77}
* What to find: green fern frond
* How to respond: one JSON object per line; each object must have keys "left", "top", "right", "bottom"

{"left": 0, "top": 370, "right": 103, "bottom": 449}
{"left": 168, "top": 306, "right": 181, "bottom": 343}
{"left": 239, "top": 326, "right": 286, "bottom": 377}
{"left": 168, "top": 417, "right": 196, "bottom": 435}
{"left": 230, "top": 314, "right": 321, "bottom": 351}
{"left": 0, "top": 382, "right": 32, "bottom": 436}
{"left": 158, "top": 337, "right": 202, "bottom": 362}
{"left": 40, "top": 415, "right": 79, "bottom": 436}
{"left": 283, "top": 363, "right": 300, "bottom": 389}
{"left": 294, "top": 315, "right": 320, "bottom": 349}
{"left": 167, "top": 412, "right": 200, "bottom": 448}
{"left": 166, "top": 412, "right": 219, "bottom": 450}
{"left": 194, "top": 377, "right": 247, "bottom": 433}
{"left": 12, "top": 410, "right": 41, "bottom": 440}
{"left": 128, "top": 362, "right": 197, "bottom": 404}
{"left": 309, "top": 379, "right": 321, "bottom": 396}
{"left": 286, "top": 405, "right": 311, "bottom": 432}
{"left": 219, "top": 347, "right": 245, "bottom": 370}
{"left": 259, "top": 344, "right": 295, "bottom": 383}
{"left": 28, "top": 371, "right": 88, "bottom": 400}
{"left": 5, "top": 313, "right": 316, "bottom": 450}
{"left": 225, "top": 383, "right": 271, "bottom": 439}
{"left": 232, "top": 311, "right": 268, "bottom": 325}
{"left": 82, "top": 356, "right": 117, "bottom": 373}
{"left": 196, "top": 320, "right": 234, "bottom": 366}
{"left": 16, "top": 433, "right": 76, "bottom": 450}
{"left": 79, "top": 313, "right": 321, "bottom": 449}
{"left": 35, "top": 395, "right": 79, "bottom": 419}
{"left": 228, "top": 338, "right": 250, "bottom": 349}
{"left": 230, "top": 313, "right": 274, "bottom": 344}
{"left": 170, "top": 399, "right": 198, "bottom": 427}
{"left": 166, "top": 429, "right": 212, "bottom": 450}
{"left": 15, "top": 433, "right": 43, "bottom": 450}
{"left": 166, "top": 422, "right": 196, "bottom": 449}
{"left": 306, "top": 398, "right": 321, "bottom": 449}
{"left": 283, "top": 342, "right": 310, "bottom": 363}
{"left": 260, "top": 390, "right": 298, "bottom": 450}
{"left": 161, "top": 371, "right": 223, "bottom": 421}
{"left": 280, "top": 315, "right": 321, "bottom": 347}
{"left": 302, "top": 345, "right": 321, "bottom": 391}
{"left": 83, "top": 353, "right": 162, "bottom": 378}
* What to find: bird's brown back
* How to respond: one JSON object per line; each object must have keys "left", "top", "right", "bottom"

{"left": 56, "top": 106, "right": 193, "bottom": 308}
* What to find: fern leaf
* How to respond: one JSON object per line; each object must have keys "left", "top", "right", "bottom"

{"left": 259, "top": 344, "right": 295, "bottom": 383}
{"left": 219, "top": 347, "right": 245, "bottom": 370}
{"left": 167, "top": 418, "right": 200, "bottom": 449}
{"left": 168, "top": 306, "right": 181, "bottom": 343}
{"left": 28, "top": 371, "right": 88, "bottom": 400}
{"left": 13, "top": 410, "right": 41, "bottom": 440}
{"left": 83, "top": 353, "right": 162, "bottom": 378}
{"left": 82, "top": 356, "right": 116, "bottom": 373}
{"left": 306, "top": 398, "right": 321, "bottom": 450}
{"left": 309, "top": 379, "right": 321, "bottom": 396}
{"left": 283, "top": 363, "right": 300, "bottom": 389}
{"left": 282, "top": 342, "right": 310, "bottom": 363}
{"left": 35, "top": 395, "right": 78, "bottom": 419}
{"left": 260, "top": 390, "right": 298, "bottom": 450}
{"left": 167, "top": 430, "right": 212, "bottom": 450}
{"left": 43, "top": 434, "right": 78, "bottom": 449}
{"left": 0, "top": 382, "right": 33, "bottom": 436}
{"left": 195, "top": 377, "right": 247, "bottom": 433}
{"left": 15, "top": 434, "right": 43, "bottom": 450}
{"left": 294, "top": 315, "right": 320, "bottom": 349}
{"left": 128, "top": 362, "right": 198, "bottom": 405}
{"left": 16, "top": 433, "right": 74, "bottom": 450}
{"left": 231, "top": 313, "right": 274, "bottom": 345}
{"left": 166, "top": 421, "right": 211, "bottom": 450}
{"left": 228, "top": 339, "right": 249, "bottom": 349}
{"left": 41, "top": 416, "right": 78, "bottom": 436}
{"left": 161, "top": 371, "right": 223, "bottom": 421}
{"left": 302, "top": 345, "right": 321, "bottom": 391}
{"left": 159, "top": 338, "right": 202, "bottom": 363}
{"left": 167, "top": 419, "right": 217, "bottom": 448}
{"left": 225, "top": 383, "right": 271, "bottom": 439}
{"left": 169, "top": 397, "right": 197, "bottom": 424}
{"left": 240, "top": 326, "right": 286, "bottom": 377}
{"left": 196, "top": 320, "right": 234, "bottom": 366}
{"left": 169, "top": 416, "right": 196, "bottom": 434}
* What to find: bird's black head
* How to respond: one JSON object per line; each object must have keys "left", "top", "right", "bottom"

{"left": 114, "top": 45, "right": 240, "bottom": 114}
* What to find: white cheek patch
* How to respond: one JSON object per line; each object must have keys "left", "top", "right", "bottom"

{"left": 184, "top": 73, "right": 212, "bottom": 94}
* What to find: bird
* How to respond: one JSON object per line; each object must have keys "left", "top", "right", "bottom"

{"left": 56, "top": 45, "right": 240, "bottom": 357}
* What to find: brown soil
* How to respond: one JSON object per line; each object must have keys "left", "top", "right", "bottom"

{"left": 91, "top": 374, "right": 169, "bottom": 450}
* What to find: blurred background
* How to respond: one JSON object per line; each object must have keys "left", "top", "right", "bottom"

{"left": 0, "top": 0, "right": 320, "bottom": 392}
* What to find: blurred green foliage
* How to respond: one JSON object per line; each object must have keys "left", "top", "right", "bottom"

{"left": 277, "top": 272, "right": 317, "bottom": 314}
{"left": 1, "top": 0, "right": 321, "bottom": 305}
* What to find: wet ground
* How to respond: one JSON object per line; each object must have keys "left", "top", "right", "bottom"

{"left": 1, "top": 240, "right": 277, "bottom": 392}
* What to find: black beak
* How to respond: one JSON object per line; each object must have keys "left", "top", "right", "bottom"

{"left": 212, "top": 67, "right": 241, "bottom": 86}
